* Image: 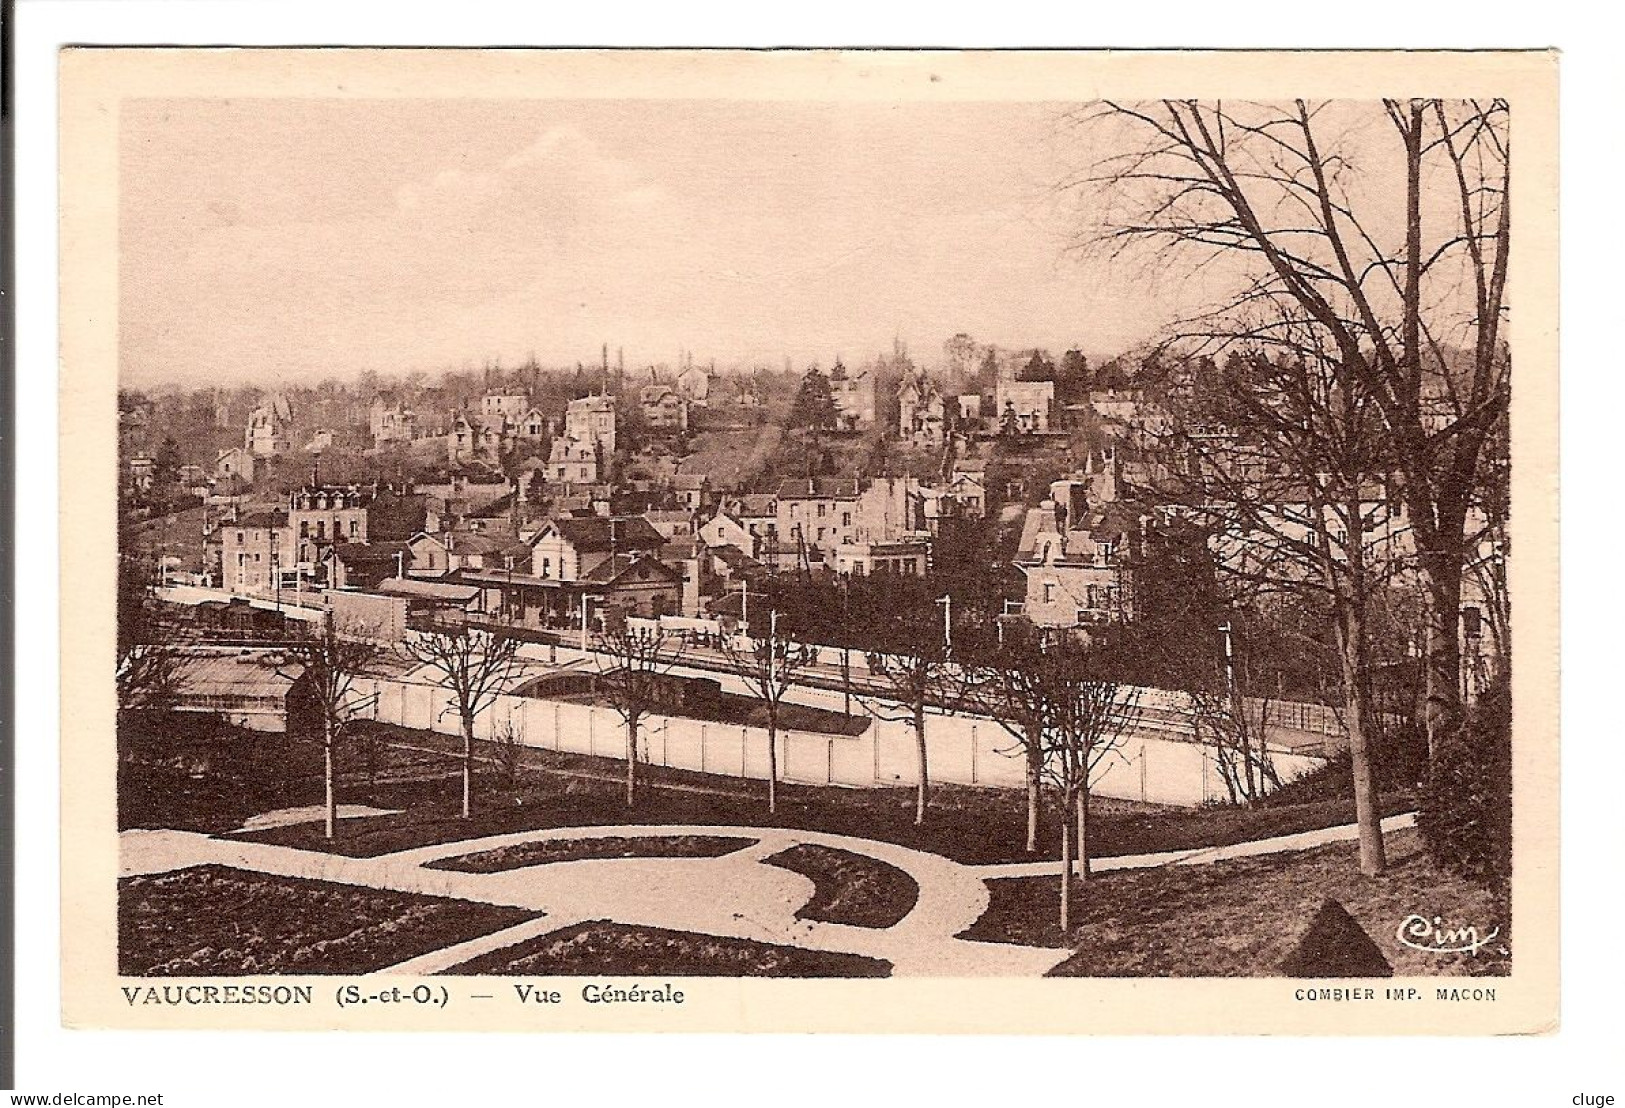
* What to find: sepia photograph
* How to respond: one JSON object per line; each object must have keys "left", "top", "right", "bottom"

{"left": 58, "top": 48, "right": 1559, "bottom": 1034}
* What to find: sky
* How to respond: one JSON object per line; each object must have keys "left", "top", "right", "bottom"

{"left": 118, "top": 98, "right": 1209, "bottom": 389}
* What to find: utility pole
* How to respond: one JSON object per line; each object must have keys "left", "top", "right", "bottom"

{"left": 841, "top": 577, "right": 853, "bottom": 716}
{"left": 505, "top": 554, "right": 515, "bottom": 626}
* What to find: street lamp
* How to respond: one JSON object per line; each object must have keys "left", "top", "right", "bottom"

{"left": 504, "top": 554, "right": 515, "bottom": 625}
{"left": 271, "top": 529, "right": 282, "bottom": 612}
{"left": 935, "top": 593, "right": 953, "bottom": 654}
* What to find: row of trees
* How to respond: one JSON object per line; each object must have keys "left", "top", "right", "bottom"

{"left": 1076, "top": 98, "right": 1513, "bottom": 876}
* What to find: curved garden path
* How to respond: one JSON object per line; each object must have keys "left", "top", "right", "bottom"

{"left": 120, "top": 812, "right": 1415, "bottom": 978}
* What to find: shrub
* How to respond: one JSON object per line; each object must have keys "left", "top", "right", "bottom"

{"left": 1417, "top": 677, "right": 1511, "bottom": 891}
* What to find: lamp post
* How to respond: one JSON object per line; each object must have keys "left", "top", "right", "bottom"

{"left": 768, "top": 608, "right": 779, "bottom": 689}
{"left": 840, "top": 576, "right": 853, "bottom": 716}
{"left": 504, "top": 554, "right": 515, "bottom": 625}
{"left": 271, "top": 529, "right": 282, "bottom": 612}
{"left": 935, "top": 593, "right": 953, "bottom": 654}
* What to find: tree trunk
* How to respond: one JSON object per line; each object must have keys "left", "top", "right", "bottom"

{"left": 625, "top": 716, "right": 639, "bottom": 807}
{"left": 1024, "top": 732, "right": 1042, "bottom": 854}
{"left": 913, "top": 701, "right": 929, "bottom": 826}
{"left": 1059, "top": 790, "right": 1074, "bottom": 934}
{"left": 1336, "top": 604, "right": 1387, "bottom": 877}
{"left": 323, "top": 715, "right": 336, "bottom": 840}
{"left": 460, "top": 713, "right": 474, "bottom": 819}
{"left": 766, "top": 720, "right": 779, "bottom": 814}
{"left": 1075, "top": 785, "right": 1091, "bottom": 881}
{"left": 1420, "top": 547, "right": 1465, "bottom": 759}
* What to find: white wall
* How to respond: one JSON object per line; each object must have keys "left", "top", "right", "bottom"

{"left": 351, "top": 673, "right": 1327, "bottom": 808}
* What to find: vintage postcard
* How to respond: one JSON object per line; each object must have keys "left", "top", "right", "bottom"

{"left": 60, "top": 48, "right": 1558, "bottom": 1033}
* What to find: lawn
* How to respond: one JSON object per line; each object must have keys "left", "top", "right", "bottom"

{"left": 118, "top": 715, "right": 451, "bottom": 835}
{"left": 426, "top": 834, "right": 756, "bottom": 873}
{"left": 445, "top": 920, "right": 891, "bottom": 977}
{"left": 118, "top": 865, "right": 537, "bottom": 976}
{"left": 763, "top": 844, "right": 919, "bottom": 928}
{"left": 236, "top": 721, "right": 1416, "bottom": 869}
{"left": 957, "top": 830, "right": 1509, "bottom": 978}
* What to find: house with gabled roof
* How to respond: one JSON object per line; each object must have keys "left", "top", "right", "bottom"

{"left": 455, "top": 517, "right": 681, "bottom": 627}
{"left": 526, "top": 514, "right": 666, "bottom": 582}
{"left": 216, "top": 446, "right": 255, "bottom": 485}
{"left": 897, "top": 370, "right": 947, "bottom": 446}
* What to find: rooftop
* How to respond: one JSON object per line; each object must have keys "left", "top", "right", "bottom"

{"left": 375, "top": 578, "right": 482, "bottom": 604}
{"left": 774, "top": 477, "right": 861, "bottom": 500}
{"left": 543, "top": 515, "right": 665, "bottom": 553}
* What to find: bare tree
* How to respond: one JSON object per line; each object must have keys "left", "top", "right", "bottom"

{"left": 1032, "top": 634, "right": 1142, "bottom": 933}
{"left": 116, "top": 641, "right": 184, "bottom": 715}
{"left": 959, "top": 618, "right": 1051, "bottom": 853}
{"left": 593, "top": 624, "right": 684, "bottom": 807}
{"left": 281, "top": 611, "right": 383, "bottom": 839}
{"left": 1081, "top": 98, "right": 1511, "bottom": 753}
{"left": 1189, "top": 686, "right": 1282, "bottom": 807}
{"left": 116, "top": 554, "right": 185, "bottom": 714}
{"left": 490, "top": 714, "right": 525, "bottom": 790}
{"left": 1140, "top": 329, "right": 1398, "bottom": 876}
{"left": 400, "top": 620, "right": 520, "bottom": 818}
{"left": 852, "top": 577, "right": 956, "bottom": 826}
{"left": 718, "top": 608, "right": 812, "bottom": 814}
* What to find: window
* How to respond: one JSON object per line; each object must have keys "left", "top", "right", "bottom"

{"left": 542, "top": 558, "right": 551, "bottom": 578}
{"left": 299, "top": 521, "right": 309, "bottom": 538}
{"left": 842, "top": 512, "right": 851, "bottom": 527}
{"left": 350, "top": 519, "right": 359, "bottom": 538}
{"left": 1099, "top": 541, "right": 1114, "bottom": 564}
{"left": 1043, "top": 582, "right": 1056, "bottom": 604}
{"left": 236, "top": 531, "right": 245, "bottom": 544}
{"left": 316, "top": 521, "right": 326, "bottom": 540}
{"left": 817, "top": 503, "right": 826, "bottom": 518}
{"left": 237, "top": 554, "right": 246, "bottom": 567}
